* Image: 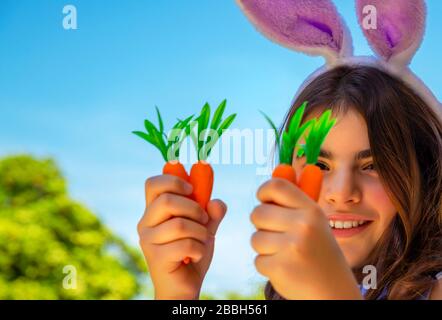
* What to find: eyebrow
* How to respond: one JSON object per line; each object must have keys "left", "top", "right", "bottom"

{"left": 318, "top": 148, "right": 372, "bottom": 161}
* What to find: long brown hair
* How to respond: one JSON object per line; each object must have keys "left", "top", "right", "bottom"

{"left": 265, "top": 65, "right": 442, "bottom": 300}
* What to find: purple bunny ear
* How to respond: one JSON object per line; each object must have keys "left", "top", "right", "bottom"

{"left": 356, "top": 0, "right": 426, "bottom": 66}
{"left": 236, "top": 0, "right": 353, "bottom": 65}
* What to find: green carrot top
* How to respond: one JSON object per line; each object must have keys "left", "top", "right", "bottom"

{"left": 262, "top": 101, "right": 314, "bottom": 165}
{"left": 190, "top": 99, "right": 236, "bottom": 161}
{"left": 302, "top": 109, "right": 337, "bottom": 165}
{"left": 132, "top": 107, "right": 193, "bottom": 162}
{"left": 262, "top": 101, "right": 337, "bottom": 165}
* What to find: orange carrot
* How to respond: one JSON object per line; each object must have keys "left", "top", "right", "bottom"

{"left": 272, "top": 164, "right": 297, "bottom": 185}
{"left": 133, "top": 108, "right": 195, "bottom": 265}
{"left": 262, "top": 102, "right": 336, "bottom": 202}
{"left": 298, "top": 164, "right": 323, "bottom": 201}
{"left": 136, "top": 101, "right": 236, "bottom": 265}
{"left": 162, "top": 161, "right": 189, "bottom": 182}
{"left": 188, "top": 100, "right": 236, "bottom": 210}
{"left": 299, "top": 109, "right": 336, "bottom": 201}
{"left": 262, "top": 102, "right": 313, "bottom": 185}
{"left": 189, "top": 161, "right": 214, "bottom": 210}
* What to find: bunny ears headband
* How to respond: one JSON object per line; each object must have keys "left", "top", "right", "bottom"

{"left": 236, "top": 0, "right": 442, "bottom": 119}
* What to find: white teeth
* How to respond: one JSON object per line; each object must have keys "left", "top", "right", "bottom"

{"left": 334, "top": 221, "right": 344, "bottom": 229}
{"left": 329, "top": 220, "right": 369, "bottom": 229}
{"left": 343, "top": 221, "right": 353, "bottom": 229}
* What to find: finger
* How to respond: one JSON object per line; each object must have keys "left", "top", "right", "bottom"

{"left": 155, "top": 238, "right": 206, "bottom": 265}
{"left": 143, "top": 217, "right": 210, "bottom": 245}
{"left": 250, "top": 204, "right": 299, "bottom": 232}
{"left": 145, "top": 175, "right": 193, "bottom": 206}
{"left": 251, "top": 231, "right": 286, "bottom": 255}
{"left": 254, "top": 254, "right": 275, "bottom": 278}
{"left": 205, "top": 199, "right": 227, "bottom": 236}
{"left": 257, "top": 178, "right": 312, "bottom": 208}
{"left": 139, "top": 193, "right": 209, "bottom": 230}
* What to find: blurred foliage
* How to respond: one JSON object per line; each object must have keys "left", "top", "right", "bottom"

{"left": 0, "top": 155, "right": 147, "bottom": 299}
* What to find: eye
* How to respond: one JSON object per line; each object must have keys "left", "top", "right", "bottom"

{"left": 315, "top": 161, "right": 330, "bottom": 171}
{"left": 362, "top": 163, "right": 376, "bottom": 171}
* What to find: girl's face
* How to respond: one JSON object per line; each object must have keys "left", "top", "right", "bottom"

{"left": 293, "top": 108, "right": 397, "bottom": 268}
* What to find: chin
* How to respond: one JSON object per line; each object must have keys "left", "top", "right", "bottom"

{"left": 337, "top": 242, "right": 370, "bottom": 269}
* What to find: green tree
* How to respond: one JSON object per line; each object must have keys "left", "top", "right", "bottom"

{"left": 0, "top": 155, "right": 147, "bottom": 299}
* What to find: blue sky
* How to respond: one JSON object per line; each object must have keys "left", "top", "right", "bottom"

{"left": 1, "top": 0, "right": 441, "bottom": 297}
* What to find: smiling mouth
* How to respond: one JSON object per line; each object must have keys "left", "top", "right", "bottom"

{"left": 329, "top": 220, "right": 369, "bottom": 229}
{"left": 326, "top": 214, "right": 374, "bottom": 237}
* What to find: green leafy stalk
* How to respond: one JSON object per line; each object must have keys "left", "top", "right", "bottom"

{"left": 167, "top": 115, "right": 194, "bottom": 161}
{"left": 197, "top": 102, "right": 211, "bottom": 156}
{"left": 132, "top": 107, "right": 193, "bottom": 162}
{"left": 303, "top": 109, "right": 337, "bottom": 164}
{"left": 261, "top": 101, "right": 314, "bottom": 165}
{"left": 192, "top": 99, "right": 236, "bottom": 161}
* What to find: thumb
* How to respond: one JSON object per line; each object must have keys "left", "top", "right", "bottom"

{"left": 205, "top": 199, "right": 227, "bottom": 236}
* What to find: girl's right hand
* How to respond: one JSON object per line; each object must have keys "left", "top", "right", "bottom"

{"left": 137, "top": 174, "right": 227, "bottom": 300}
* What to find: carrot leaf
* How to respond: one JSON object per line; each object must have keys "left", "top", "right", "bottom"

{"left": 132, "top": 131, "right": 157, "bottom": 148}
{"left": 296, "top": 144, "right": 305, "bottom": 157}
{"left": 201, "top": 112, "right": 235, "bottom": 159}
{"left": 304, "top": 109, "right": 337, "bottom": 164}
{"left": 165, "top": 115, "right": 194, "bottom": 160}
{"left": 216, "top": 113, "right": 236, "bottom": 138}
{"left": 262, "top": 101, "right": 315, "bottom": 165}
{"left": 189, "top": 100, "right": 236, "bottom": 161}
{"left": 197, "top": 103, "right": 211, "bottom": 159}
{"left": 155, "top": 106, "right": 164, "bottom": 135}
{"left": 288, "top": 101, "right": 307, "bottom": 141}
{"left": 133, "top": 107, "right": 193, "bottom": 163}
{"left": 210, "top": 99, "right": 226, "bottom": 130}
{"left": 280, "top": 102, "right": 313, "bottom": 164}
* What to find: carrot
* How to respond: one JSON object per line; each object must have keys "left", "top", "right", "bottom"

{"left": 134, "top": 101, "right": 236, "bottom": 265}
{"left": 262, "top": 101, "right": 314, "bottom": 184}
{"left": 188, "top": 100, "right": 236, "bottom": 210}
{"left": 298, "top": 109, "right": 336, "bottom": 201}
{"left": 162, "top": 161, "right": 189, "bottom": 182}
{"left": 298, "top": 164, "right": 322, "bottom": 201}
{"left": 184, "top": 100, "right": 236, "bottom": 263}
{"left": 272, "top": 164, "right": 297, "bottom": 184}
{"left": 262, "top": 102, "right": 336, "bottom": 202}
{"left": 189, "top": 161, "right": 214, "bottom": 209}
{"left": 133, "top": 107, "right": 194, "bottom": 264}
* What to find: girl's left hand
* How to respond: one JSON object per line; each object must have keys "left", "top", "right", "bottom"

{"left": 251, "top": 178, "right": 362, "bottom": 300}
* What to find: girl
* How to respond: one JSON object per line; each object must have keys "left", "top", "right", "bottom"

{"left": 137, "top": 0, "right": 442, "bottom": 299}
{"left": 254, "top": 64, "right": 442, "bottom": 300}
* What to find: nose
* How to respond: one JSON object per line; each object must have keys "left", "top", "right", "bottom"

{"left": 324, "top": 168, "right": 361, "bottom": 205}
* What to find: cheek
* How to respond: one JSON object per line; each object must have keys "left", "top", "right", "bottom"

{"left": 363, "top": 179, "right": 397, "bottom": 224}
